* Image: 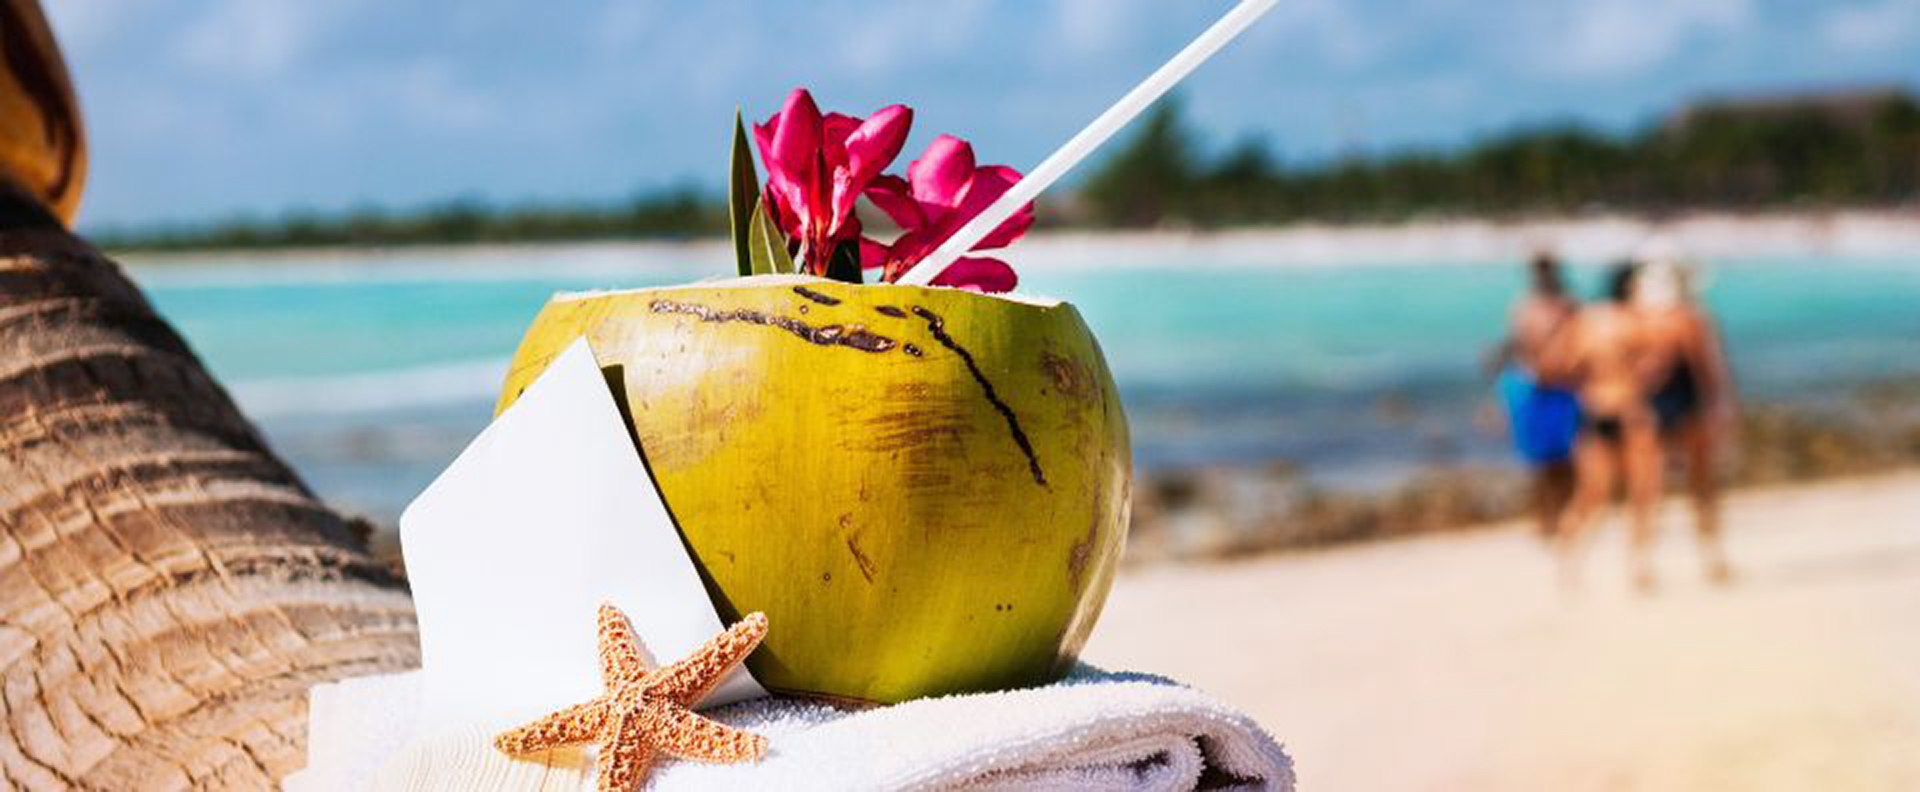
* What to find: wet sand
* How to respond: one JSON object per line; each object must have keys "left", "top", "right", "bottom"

{"left": 1088, "top": 471, "right": 1920, "bottom": 791}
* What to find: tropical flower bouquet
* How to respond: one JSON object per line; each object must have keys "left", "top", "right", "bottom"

{"left": 730, "top": 88, "right": 1030, "bottom": 292}
{"left": 496, "top": 88, "right": 1131, "bottom": 706}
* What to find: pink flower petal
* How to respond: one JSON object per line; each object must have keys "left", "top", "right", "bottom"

{"left": 752, "top": 120, "right": 777, "bottom": 173}
{"left": 862, "top": 175, "right": 926, "bottom": 231}
{"left": 826, "top": 168, "right": 857, "bottom": 240}
{"left": 884, "top": 228, "right": 936, "bottom": 269}
{"left": 756, "top": 92, "right": 822, "bottom": 241}
{"left": 930, "top": 256, "right": 1017, "bottom": 293}
{"left": 907, "top": 135, "right": 977, "bottom": 217}
{"left": 821, "top": 113, "right": 860, "bottom": 172}
{"left": 828, "top": 105, "right": 912, "bottom": 235}
{"left": 844, "top": 105, "right": 912, "bottom": 187}
{"left": 859, "top": 237, "right": 892, "bottom": 270}
{"left": 836, "top": 212, "right": 864, "bottom": 247}
{"left": 768, "top": 89, "right": 822, "bottom": 187}
{"left": 949, "top": 164, "right": 1033, "bottom": 250}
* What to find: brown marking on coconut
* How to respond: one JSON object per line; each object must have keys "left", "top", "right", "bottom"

{"left": 844, "top": 531, "right": 878, "bottom": 585}
{"left": 848, "top": 382, "right": 972, "bottom": 493}
{"left": 909, "top": 306, "right": 1046, "bottom": 486}
{"left": 1067, "top": 485, "right": 1103, "bottom": 590}
{"left": 1041, "top": 351, "right": 1096, "bottom": 403}
{"left": 791, "top": 285, "right": 842, "bottom": 306}
{"left": 648, "top": 300, "right": 898, "bottom": 354}
{"left": 854, "top": 408, "right": 973, "bottom": 453}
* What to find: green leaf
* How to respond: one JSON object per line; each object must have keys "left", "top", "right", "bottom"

{"left": 728, "top": 110, "right": 762, "bottom": 277}
{"left": 824, "top": 238, "right": 862, "bottom": 284}
{"left": 746, "top": 195, "right": 795, "bottom": 275}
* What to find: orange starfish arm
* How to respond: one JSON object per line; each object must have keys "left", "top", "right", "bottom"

{"left": 595, "top": 705, "right": 658, "bottom": 792}
{"left": 494, "top": 699, "right": 612, "bottom": 755}
{"left": 645, "top": 612, "right": 768, "bottom": 705}
{"left": 640, "top": 699, "right": 768, "bottom": 765}
{"left": 597, "top": 602, "right": 649, "bottom": 684}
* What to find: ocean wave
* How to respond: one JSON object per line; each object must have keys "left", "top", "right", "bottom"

{"left": 229, "top": 357, "right": 510, "bottom": 418}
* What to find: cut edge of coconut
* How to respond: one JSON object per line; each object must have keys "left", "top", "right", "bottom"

{"left": 551, "top": 274, "right": 1064, "bottom": 309}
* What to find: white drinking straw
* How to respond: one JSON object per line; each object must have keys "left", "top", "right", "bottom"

{"left": 898, "top": 0, "right": 1281, "bottom": 285}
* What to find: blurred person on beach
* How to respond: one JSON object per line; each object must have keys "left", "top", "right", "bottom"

{"left": 1488, "top": 251, "right": 1582, "bottom": 540}
{"left": 1540, "top": 261, "right": 1664, "bottom": 592}
{"left": 1633, "top": 253, "right": 1739, "bottom": 584}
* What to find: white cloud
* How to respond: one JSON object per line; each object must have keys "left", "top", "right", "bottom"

{"left": 1820, "top": 0, "right": 1920, "bottom": 55}
{"left": 171, "top": 0, "right": 353, "bottom": 79}
{"left": 831, "top": 1, "right": 992, "bottom": 76}
{"left": 1054, "top": 0, "right": 1144, "bottom": 57}
{"left": 1242, "top": 0, "right": 1382, "bottom": 71}
{"left": 1544, "top": 0, "right": 1753, "bottom": 78}
{"left": 380, "top": 59, "right": 500, "bottom": 133}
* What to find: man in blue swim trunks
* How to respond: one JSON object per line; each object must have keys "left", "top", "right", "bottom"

{"left": 1489, "top": 252, "right": 1582, "bottom": 539}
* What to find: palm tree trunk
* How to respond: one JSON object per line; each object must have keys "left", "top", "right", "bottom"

{"left": 0, "top": 5, "right": 417, "bottom": 786}
{"left": 0, "top": 186, "right": 420, "bottom": 790}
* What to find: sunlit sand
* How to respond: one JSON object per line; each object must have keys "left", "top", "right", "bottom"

{"left": 1090, "top": 471, "right": 1920, "bottom": 791}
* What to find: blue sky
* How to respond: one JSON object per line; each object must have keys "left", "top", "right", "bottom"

{"left": 46, "top": 0, "right": 1920, "bottom": 230}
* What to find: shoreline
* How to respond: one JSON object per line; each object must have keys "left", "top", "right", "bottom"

{"left": 1126, "top": 390, "right": 1920, "bottom": 563}
{"left": 113, "top": 207, "right": 1920, "bottom": 270}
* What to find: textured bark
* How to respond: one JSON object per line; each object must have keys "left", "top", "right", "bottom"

{"left": 0, "top": 189, "right": 420, "bottom": 789}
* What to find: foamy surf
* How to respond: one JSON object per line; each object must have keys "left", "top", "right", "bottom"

{"left": 230, "top": 357, "right": 511, "bottom": 418}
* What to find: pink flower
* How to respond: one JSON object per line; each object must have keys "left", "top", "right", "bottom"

{"left": 753, "top": 88, "right": 913, "bottom": 275}
{"left": 860, "top": 135, "right": 1032, "bottom": 293}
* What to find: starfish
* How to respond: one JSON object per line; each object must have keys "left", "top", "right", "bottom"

{"left": 493, "top": 603, "right": 770, "bottom": 791}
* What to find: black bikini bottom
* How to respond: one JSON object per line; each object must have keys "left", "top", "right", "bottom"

{"left": 1651, "top": 363, "right": 1701, "bottom": 431}
{"left": 1585, "top": 414, "right": 1625, "bottom": 443}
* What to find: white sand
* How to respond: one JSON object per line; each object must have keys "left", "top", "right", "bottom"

{"left": 121, "top": 209, "right": 1920, "bottom": 274}
{"left": 1014, "top": 210, "right": 1920, "bottom": 269}
{"left": 1087, "top": 471, "right": 1920, "bottom": 791}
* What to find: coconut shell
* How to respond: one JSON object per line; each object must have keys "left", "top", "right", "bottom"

{"left": 498, "top": 275, "right": 1130, "bottom": 704}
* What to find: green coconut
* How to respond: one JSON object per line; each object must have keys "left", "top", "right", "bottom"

{"left": 498, "top": 275, "right": 1130, "bottom": 704}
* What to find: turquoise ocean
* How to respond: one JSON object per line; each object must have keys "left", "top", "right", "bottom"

{"left": 127, "top": 247, "right": 1920, "bottom": 521}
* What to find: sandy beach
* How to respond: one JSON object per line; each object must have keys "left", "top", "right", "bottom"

{"left": 1088, "top": 471, "right": 1920, "bottom": 791}
{"left": 116, "top": 208, "right": 1920, "bottom": 272}
{"left": 117, "top": 208, "right": 1920, "bottom": 273}
{"left": 1017, "top": 209, "right": 1920, "bottom": 268}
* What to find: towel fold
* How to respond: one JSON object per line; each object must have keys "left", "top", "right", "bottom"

{"left": 287, "top": 666, "right": 1293, "bottom": 792}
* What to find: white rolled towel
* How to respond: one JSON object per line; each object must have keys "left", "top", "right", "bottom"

{"left": 287, "top": 666, "right": 1293, "bottom": 791}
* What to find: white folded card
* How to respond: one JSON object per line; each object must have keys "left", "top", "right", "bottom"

{"left": 400, "top": 337, "right": 766, "bottom": 736}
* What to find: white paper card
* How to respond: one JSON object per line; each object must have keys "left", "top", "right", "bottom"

{"left": 400, "top": 338, "right": 765, "bottom": 734}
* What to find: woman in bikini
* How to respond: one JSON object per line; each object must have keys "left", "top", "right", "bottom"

{"left": 1634, "top": 259, "right": 1738, "bottom": 584}
{"left": 1538, "top": 262, "right": 1664, "bottom": 592}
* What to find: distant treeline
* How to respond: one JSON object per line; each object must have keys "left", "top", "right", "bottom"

{"left": 93, "top": 191, "right": 727, "bottom": 252}
{"left": 95, "top": 88, "right": 1920, "bottom": 251}
{"left": 1080, "top": 89, "right": 1920, "bottom": 226}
